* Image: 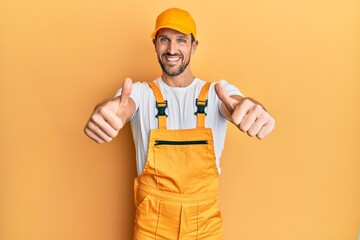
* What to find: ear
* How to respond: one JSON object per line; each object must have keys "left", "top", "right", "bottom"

{"left": 191, "top": 40, "right": 199, "bottom": 54}
{"left": 152, "top": 38, "right": 156, "bottom": 46}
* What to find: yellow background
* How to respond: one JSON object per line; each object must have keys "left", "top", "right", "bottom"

{"left": 1, "top": 0, "right": 359, "bottom": 239}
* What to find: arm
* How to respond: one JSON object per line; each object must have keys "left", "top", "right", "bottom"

{"left": 84, "top": 78, "right": 136, "bottom": 143}
{"left": 215, "top": 83, "right": 275, "bottom": 139}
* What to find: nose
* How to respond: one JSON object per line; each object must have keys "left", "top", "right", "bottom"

{"left": 167, "top": 41, "right": 177, "bottom": 55}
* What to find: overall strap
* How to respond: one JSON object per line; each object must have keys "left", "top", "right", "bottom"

{"left": 195, "top": 82, "right": 212, "bottom": 128}
{"left": 148, "top": 82, "right": 167, "bottom": 129}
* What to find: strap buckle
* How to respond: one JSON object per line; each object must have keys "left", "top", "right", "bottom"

{"left": 156, "top": 100, "right": 168, "bottom": 118}
{"left": 194, "top": 98, "right": 208, "bottom": 116}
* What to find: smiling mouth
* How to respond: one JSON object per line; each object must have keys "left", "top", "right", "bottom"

{"left": 164, "top": 56, "right": 181, "bottom": 62}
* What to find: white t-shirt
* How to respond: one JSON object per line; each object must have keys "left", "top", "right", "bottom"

{"left": 115, "top": 77, "right": 242, "bottom": 176}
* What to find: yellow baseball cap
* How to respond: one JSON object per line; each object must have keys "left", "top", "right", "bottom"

{"left": 151, "top": 8, "right": 196, "bottom": 39}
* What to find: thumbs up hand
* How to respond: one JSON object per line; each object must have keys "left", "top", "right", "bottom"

{"left": 215, "top": 83, "right": 275, "bottom": 139}
{"left": 84, "top": 78, "right": 135, "bottom": 143}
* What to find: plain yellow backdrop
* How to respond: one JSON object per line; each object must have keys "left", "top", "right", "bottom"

{"left": 1, "top": 0, "right": 359, "bottom": 239}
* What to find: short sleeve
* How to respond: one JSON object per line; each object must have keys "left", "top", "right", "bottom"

{"left": 218, "top": 79, "right": 243, "bottom": 97}
{"left": 216, "top": 80, "right": 243, "bottom": 110}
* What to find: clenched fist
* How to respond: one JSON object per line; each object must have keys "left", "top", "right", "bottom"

{"left": 84, "top": 78, "right": 135, "bottom": 143}
{"left": 215, "top": 83, "right": 275, "bottom": 139}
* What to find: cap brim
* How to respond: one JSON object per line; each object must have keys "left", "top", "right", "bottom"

{"left": 151, "top": 23, "right": 193, "bottom": 38}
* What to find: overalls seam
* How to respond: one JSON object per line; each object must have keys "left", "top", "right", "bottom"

{"left": 154, "top": 199, "right": 161, "bottom": 239}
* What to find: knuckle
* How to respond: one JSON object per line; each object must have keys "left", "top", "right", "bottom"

{"left": 231, "top": 115, "right": 240, "bottom": 125}
{"left": 90, "top": 114, "right": 99, "bottom": 123}
{"left": 84, "top": 127, "right": 90, "bottom": 136}
{"left": 87, "top": 121, "right": 96, "bottom": 131}
{"left": 247, "top": 130, "right": 256, "bottom": 137}
{"left": 266, "top": 116, "right": 275, "bottom": 128}
{"left": 114, "top": 124, "right": 122, "bottom": 132}
{"left": 109, "top": 131, "right": 118, "bottom": 138}
{"left": 259, "top": 111, "right": 270, "bottom": 121}
{"left": 99, "top": 107, "right": 109, "bottom": 116}
{"left": 254, "top": 104, "right": 263, "bottom": 112}
{"left": 113, "top": 120, "right": 123, "bottom": 131}
{"left": 269, "top": 122, "right": 276, "bottom": 132}
{"left": 239, "top": 122, "right": 248, "bottom": 132}
{"left": 257, "top": 133, "right": 265, "bottom": 140}
{"left": 243, "top": 98, "right": 253, "bottom": 106}
{"left": 271, "top": 118, "right": 276, "bottom": 126}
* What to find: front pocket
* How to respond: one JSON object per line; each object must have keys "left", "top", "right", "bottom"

{"left": 153, "top": 142, "right": 212, "bottom": 194}
{"left": 134, "top": 194, "right": 160, "bottom": 236}
{"left": 197, "top": 199, "right": 223, "bottom": 238}
{"left": 135, "top": 193, "right": 150, "bottom": 209}
{"left": 155, "top": 140, "right": 208, "bottom": 146}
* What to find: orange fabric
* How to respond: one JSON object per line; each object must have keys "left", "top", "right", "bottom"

{"left": 196, "top": 82, "right": 211, "bottom": 129}
{"left": 148, "top": 82, "right": 167, "bottom": 129}
{"left": 197, "top": 81, "right": 211, "bottom": 102}
{"left": 151, "top": 8, "right": 197, "bottom": 39}
{"left": 133, "top": 82, "right": 222, "bottom": 240}
{"left": 196, "top": 113, "right": 206, "bottom": 128}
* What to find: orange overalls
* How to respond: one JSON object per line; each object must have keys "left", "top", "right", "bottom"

{"left": 133, "top": 81, "right": 223, "bottom": 240}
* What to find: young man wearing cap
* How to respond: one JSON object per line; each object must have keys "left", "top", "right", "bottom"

{"left": 84, "top": 8, "right": 275, "bottom": 240}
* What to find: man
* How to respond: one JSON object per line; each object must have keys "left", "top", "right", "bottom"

{"left": 84, "top": 8, "right": 275, "bottom": 240}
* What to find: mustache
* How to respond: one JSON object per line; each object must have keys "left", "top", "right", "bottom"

{"left": 162, "top": 53, "right": 182, "bottom": 57}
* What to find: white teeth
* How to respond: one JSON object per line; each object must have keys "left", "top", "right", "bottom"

{"left": 166, "top": 57, "right": 180, "bottom": 62}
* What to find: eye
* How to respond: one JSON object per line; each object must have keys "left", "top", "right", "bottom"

{"left": 177, "top": 38, "right": 186, "bottom": 44}
{"left": 160, "top": 37, "right": 169, "bottom": 43}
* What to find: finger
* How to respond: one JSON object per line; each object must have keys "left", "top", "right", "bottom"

{"left": 99, "top": 107, "right": 123, "bottom": 131}
{"left": 247, "top": 112, "right": 268, "bottom": 137}
{"left": 239, "top": 105, "right": 264, "bottom": 132}
{"left": 96, "top": 117, "right": 119, "bottom": 138}
{"left": 84, "top": 126, "right": 105, "bottom": 143}
{"left": 231, "top": 98, "right": 253, "bottom": 126}
{"left": 215, "top": 83, "right": 239, "bottom": 114}
{"left": 87, "top": 119, "right": 113, "bottom": 142}
{"left": 91, "top": 113, "right": 119, "bottom": 139}
{"left": 119, "top": 77, "right": 133, "bottom": 108}
{"left": 257, "top": 118, "right": 276, "bottom": 139}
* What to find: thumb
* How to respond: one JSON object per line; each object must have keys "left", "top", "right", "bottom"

{"left": 215, "top": 82, "right": 239, "bottom": 114}
{"left": 119, "top": 77, "right": 133, "bottom": 108}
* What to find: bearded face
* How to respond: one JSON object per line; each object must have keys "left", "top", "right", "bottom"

{"left": 157, "top": 52, "right": 190, "bottom": 77}
{"left": 154, "top": 28, "right": 197, "bottom": 77}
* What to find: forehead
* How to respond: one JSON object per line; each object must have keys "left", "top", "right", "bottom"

{"left": 157, "top": 28, "right": 191, "bottom": 38}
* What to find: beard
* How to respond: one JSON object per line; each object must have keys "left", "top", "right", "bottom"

{"left": 157, "top": 53, "right": 191, "bottom": 77}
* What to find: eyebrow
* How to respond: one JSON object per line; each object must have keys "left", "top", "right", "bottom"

{"left": 157, "top": 34, "right": 189, "bottom": 39}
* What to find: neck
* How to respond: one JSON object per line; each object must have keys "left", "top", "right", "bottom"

{"left": 161, "top": 68, "right": 196, "bottom": 87}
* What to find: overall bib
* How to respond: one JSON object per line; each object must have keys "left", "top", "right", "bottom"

{"left": 133, "top": 82, "right": 223, "bottom": 240}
